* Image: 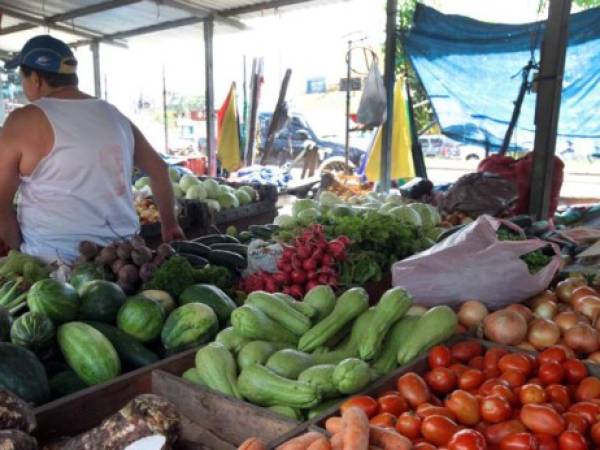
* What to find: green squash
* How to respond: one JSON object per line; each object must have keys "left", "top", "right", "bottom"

{"left": 117, "top": 296, "right": 165, "bottom": 343}
{"left": 0, "top": 342, "right": 50, "bottom": 404}
{"left": 10, "top": 312, "right": 55, "bottom": 352}
{"left": 27, "top": 279, "right": 79, "bottom": 324}
{"left": 79, "top": 280, "right": 126, "bottom": 323}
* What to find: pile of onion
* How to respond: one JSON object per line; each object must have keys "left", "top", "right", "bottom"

{"left": 457, "top": 300, "right": 488, "bottom": 329}
{"left": 483, "top": 309, "right": 527, "bottom": 345}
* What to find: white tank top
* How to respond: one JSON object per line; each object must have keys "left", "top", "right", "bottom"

{"left": 18, "top": 98, "right": 139, "bottom": 263}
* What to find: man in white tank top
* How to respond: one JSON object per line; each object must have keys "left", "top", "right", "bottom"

{"left": 0, "top": 35, "right": 184, "bottom": 263}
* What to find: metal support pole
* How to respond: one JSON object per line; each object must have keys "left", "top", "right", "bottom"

{"left": 529, "top": 0, "right": 572, "bottom": 220}
{"left": 344, "top": 40, "right": 352, "bottom": 172}
{"left": 405, "top": 80, "right": 427, "bottom": 178}
{"left": 90, "top": 40, "right": 101, "bottom": 98}
{"left": 380, "top": 0, "right": 397, "bottom": 192}
{"left": 204, "top": 16, "right": 217, "bottom": 176}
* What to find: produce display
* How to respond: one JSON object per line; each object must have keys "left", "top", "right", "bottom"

{"left": 0, "top": 389, "right": 38, "bottom": 450}
{"left": 135, "top": 197, "right": 161, "bottom": 225}
{"left": 180, "top": 285, "right": 458, "bottom": 420}
{"left": 0, "top": 251, "right": 50, "bottom": 315}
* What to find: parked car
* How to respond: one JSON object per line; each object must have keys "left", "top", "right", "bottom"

{"left": 456, "top": 143, "right": 487, "bottom": 161}
{"left": 258, "top": 112, "right": 365, "bottom": 168}
{"left": 418, "top": 134, "right": 460, "bottom": 158}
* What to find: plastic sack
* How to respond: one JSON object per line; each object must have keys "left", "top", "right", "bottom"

{"left": 245, "top": 239, "right": 283, "bottom": 275}
{"left": 391, "top": 215, "right": 560, "bottom": 309}
{"left": 357, "top": 63, "right": 386, "bottom": 127}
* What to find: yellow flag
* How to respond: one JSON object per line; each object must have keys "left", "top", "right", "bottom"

{"left": 217, "top": 83, "right": 241, "bottom": 172}
{"left": 365, "top": 77, "right": 415, "bottom": 181}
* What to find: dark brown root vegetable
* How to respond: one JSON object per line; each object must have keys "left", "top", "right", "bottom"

{"left": 0, "top": 389, "right": 36, "bottom": 433}
{"left": 111, "top": 259, "right": 127, "bottom": 276}
{"left": 153, "top": 255, "right": 166, "bottom": 267}
{"left": 0, "top": 429, "right": 38, "bottom": 450}
{"left": 156, "top": 244, "right": 175, "bottom": 260}
{"left": 59, "top": 394, "right": 179, "bottom": 450}
{"left": 78, "top": 241, "right": 99, "bottom": 260}
{"left": 96, "top": 246, "right": 118, "bottom": 266}
{"left": 116, "top": 242, "right": 133, "bottom": 261}
{"left": 118, "top": 264, "right": 139, "bottom": 286}
{"left": 130, "top": 235, "right": 147, "bottom": 251}
{"left": 131, "top": 247, "right": 153, "bottom": 267}
{"left": 139, "top": 263, "right": 158, "bottom": 283}
{"left": 117, "top": 282, "right": 137, "bottom": 296}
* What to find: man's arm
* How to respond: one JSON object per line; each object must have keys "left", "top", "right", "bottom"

{"left": 130, "top": 122, "right": 184, "bottom": 242}
{"left": 0, "top": 113, "right": 24, "bottom": 250}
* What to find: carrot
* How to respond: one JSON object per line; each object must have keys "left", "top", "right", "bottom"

{"left": 238, "top": 438, "right": 267, "bottom": 450}
{"left": 369, "top": 425, "right": 412, "bottom": 450}
{"left": 342, "top": 407, "right": 369, "bottom": 450}
{"left": 331, "top": 432, "right": 344, "bottom": 450}
{"left": 325, "top": 417, "right": 344, "bottom": 435}
{"left": 307, "top": 436, "right": 332, "bottom": 450}
{"left": 276, "top": 432, "right": 326, "bottom": 450}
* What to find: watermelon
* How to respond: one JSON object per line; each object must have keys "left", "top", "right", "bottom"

{"left": 0, "top": 342, "right": 50, "bottom": 404}
{"left": 117, "top": 296, "right": 165, "bottom": 343}
{"left": 27, "top": 279, "right": 79, "bottom": 324}
{"left": 49, "top": 370, "right": 87, "bottom": 399}
{"left": 140, "top": 290, "right": 176, "bottom": 315}
{"left": 79, "top": 280, "right": 126, "bottom": 323}
{"left": 58, "top": 322, "right": 121, "bottom": 386}
{"left": 179, "top": 284, "right": 236, "bottom": 324}
{"left": 161, "top": 303, "right": 218, "bottom": 351}
{"left": 69, "top": 263, "right": 107, "bottom": 295}
{"left": 0, "top": 306, "right": 11, "bottom": 341}
{"left": 10, "top": 312, "right": 55, "bottom": 352}
{"left": 239, "top": 185, "right": 258, "bottom": 201}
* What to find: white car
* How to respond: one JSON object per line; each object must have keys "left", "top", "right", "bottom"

{"left": 456, "top": 144, "right": 486, "bottom": 161}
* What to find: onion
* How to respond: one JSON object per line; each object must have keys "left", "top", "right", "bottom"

{"left": 556, "top": 278, "right": 586, "bottom": 303}
{"left": 529, "top": 290, "right": 558, "bottom": 309}
{"left": 556, "top": 302, "right": 572, "bottom": 313}
{"left": 570, "top": 286, "right": 599, "bottom": 307}
{"left": 458, "top": 300, "right": 488, "bottom": 328}
{"left": 554, "top": 311, "right": 579, "bottom": 333}
{"left": 483, "top": 309, "right": 528, "bottom": 345}
{"left": 533, "top": 300, "right": 558, "bottom": 320}
{"left": 573, "top": 295, "right": 600, "bottom": 320}
{"left": 505, "top": 304, "right": 533, "bottom": 323}
{"left": 588, "top": 352, "right": 600, "bottom": 364}
{"left": 554, "top": 343, "right": 576, "bottom": 359}
{"left": 516, "top": 342, "right": 537, "bottom": 352}
{"left": 527, "top": 318, "right": 560, "bottom": 350}
{"left": 564, "top": 323, "right": 599, "bottom": 354}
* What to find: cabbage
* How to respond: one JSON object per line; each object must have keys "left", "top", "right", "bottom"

{"left": 362, "top": 202, "right": 381, "bottom": 210}
{"left": 292, "top": 198, "right": 317, "bottom": 217}
{"left": 172, "top": 184, "right": 185, "bottom": 199}
{"left": 205, "top": 199, "right": 221, "bottom": 213}
{"left": 185, "top": 184, "right": 207, "bottom": 201}
{"left": 296, "top": 208, "right": 319, "bottom": 227}
{"left": 329, "top": 204, "right": 354, "bottom": 218}
{"left": 219, "top": 184, "right": 235, "bottom": 195}
{"left": 388, "top": 205, "right": 422, "bottom": 226}
{"left": 318, "top": 191, "right": 341, "bottom": 208}
{"left": 203, "top": 178, "right": 220, "bottom": 199}
{"left": 274, "top": 214, "right": 296, "bottom": 228}
{"left": 379, "top": 201, "right": 398, "bottom": 214}
{"left": 134, "top": 176, "right": 151, "bottom": 190}
{"left": 385, "top": 193, "right": 404, "bottom": 205}
{"left": 408, "top": 203, "right": 442, "bottom": 228}
{"left": 180, "top": 174, "right": 200, "bottom": 192}
{"left": 216, "top": 192, "right": 239, "bottom": 209}
{"left": 168, "top": 167, "right": 180, "bottom": 182}
{"left": 239, "top": 185, "right": 259, "bottom": 201}
{"left": 235, "top": 189, "right": 252, "bottom": 206}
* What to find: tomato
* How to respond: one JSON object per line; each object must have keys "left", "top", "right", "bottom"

{"left": 484, "top": 420, "right": 526, "bottom": 445}
{"left": 490, "top": 384, "right": 517, "bottom": 405}
{"left": 499, "top": 432, "right": 538, "bottom": 450}
{"left": 499, "top": 369, "right": 526, "bottom": 388}
{"left": 447, "top": 429, "right": 487, "bottom": 450}
{"left": 445, "top": 390, "right": 480, "bottom": 426}
{"left": 485, "top": 347, "right": 509, "bottom": 371}
{"left": 416, "top": 404, "right": 457, "bottom": 420}
{"left": 459, "top": 369, "right": 485, "bottom": 391}
{"left": 563, "top": 360, "right": 588, "bottom": 385}
{"left": 545, "top": 385, "right": 570, "bottom": 410}
{"left": 519, "top": 384, "right": 547, "bottom": 405}
{"left": 430, "top": 345, "right": 453, "bottom": 369}
{"left": 396, "top": 411, "right": 422, "bottom": 439}
{"left": 414, "top": 443, "right": 437, "bottom": 450}
{"left": 370, "top": 412, "right": 397, "bottom": 428}
{"left": 520, "top": 404, "right": 566, "bottom": 436}
{"left": 377, "top": 394, "right": 408, "bottom": 416}
{"left": 535, "top": 433, "right": 558, "bottom": 450}
{"left": 539, "top": 347, "right": 568, "bottom": 365}
{"left": 397, "top": 373, "right": 431, "bottom": 408}
{"left": 479, "top": 378, "right": 505, "bottom": 396}
{"left": 575, "top": 377, "right": 600, "bottom": 401}
{"left": 557, "top": 430, "right": 587, "bottom": 450}
{"left": 425, "top": 368, "right": 458, "bottom": 395}
{"left": 480, "top": 395, "right": 512, "bottom": 424}
{"left": 452, "top": 341, "right": 483, "bottom": 363}
{"left": 421, "top": 415, "right": 460, "bottom": 446}
{"left": 469, "top": 356, "right": 485, "bottom": 370}
{"left": 568, "top": 401, "right": 600, "bottom": 424}
{"left": 450, "top": 363, "right": 469, "bottom": 378}
{"left": 498, "top": 354, "right": 532, "bottom": 377}
{"left": 590, "top": 421, "right": 600, "bottom": 445}
{"left": 538, "top": 362, "right": 564, "bottom": 386}
{"left": 340, "top": 395, "right": 379, "bottom": 418}
{"left": 562, "top": 412, "right": 588, "bottom": 434}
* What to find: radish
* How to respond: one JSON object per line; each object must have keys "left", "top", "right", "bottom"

{"left": 272, "top": 272, "right": 289, "bottom": 285}
{"left": 291, "top": 270, "right": 307, "bottom": 285}
{"left": 302, "top": 258, "right": 317, "bottom": 271}
{"left": 306, "top": 280, "right": 320, "bottom": 291}
{"left": 318, "top": 274, "right": 329, "bottom": 284}
{"left": 289, "top": 285, "right": 304, "bottom": 299}
{"left": 321, "top": 254, "right": 334, "bottom": 266}
{"left": 296, "top": 245, "right": 311, "bottom": 260}
{"left": 307, "top": 270, "right": 318, "bottom": 281}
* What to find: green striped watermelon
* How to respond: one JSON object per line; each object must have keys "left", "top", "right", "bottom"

{"left": 27, "top": 279, "right": 79, "bottom": 324}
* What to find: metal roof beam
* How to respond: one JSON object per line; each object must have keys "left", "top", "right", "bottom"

{"left": 49, "top": 0, "right": 144, "bottom": 22}
{"left": 158, "top": 0, "right": 247, "bottom": 30}
{"left": 0, "top": 22, "right": 35, "bottom": 35}
{"left": 222, "top": 0, "right": 316, "bottom": 16}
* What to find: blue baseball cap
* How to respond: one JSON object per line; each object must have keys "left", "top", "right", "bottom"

{"left": 5, "top": 35, "right": 77, "bottom": 74}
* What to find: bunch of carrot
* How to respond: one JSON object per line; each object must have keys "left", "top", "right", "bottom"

{"left": 237, "top": 407, "right": 411, "bottom": 450}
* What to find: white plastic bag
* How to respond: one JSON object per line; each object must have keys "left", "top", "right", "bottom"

{"left": 245, "top": 239, "right": 283, "bottom": 275}
{"left": 357, "top": 63, "right": 387, "bottom": 127}
{"left": 391, "top": 215, "right": 560, "bottom": 309}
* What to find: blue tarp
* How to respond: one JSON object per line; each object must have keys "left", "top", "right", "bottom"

{"left": 404, "top": 4, "right": 600, "bottom": 149}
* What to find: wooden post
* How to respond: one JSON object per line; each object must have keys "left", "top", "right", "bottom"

{"left": 90, "top": 39, "right": 101, "bottom": 98}
{"left": 529, "top": 0, "right": 572, "bottom": 219}
{"left": 204, "top": 16, "right": 216, "bottom": 176}
{"left": 380, "top": 0, "right": 397, "bottom": 192}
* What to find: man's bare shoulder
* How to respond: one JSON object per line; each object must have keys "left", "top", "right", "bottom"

{"left": 1, "top": 105, "right": 46, "bottom": 137}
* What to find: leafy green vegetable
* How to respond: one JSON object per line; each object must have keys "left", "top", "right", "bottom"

{"left": 0, "top": 250, "right": 49, "bottom": 286}
{"left": 496, "top": 225, "right": 552, "bottom": 274}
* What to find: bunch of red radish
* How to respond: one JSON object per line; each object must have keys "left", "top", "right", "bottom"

{"left": 241, "top": 225, "right": 349, "bottom": 298}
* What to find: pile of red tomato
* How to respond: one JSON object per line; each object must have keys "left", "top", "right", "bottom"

{"left": 338, "top": 340, "right": 600, "bottom": 449}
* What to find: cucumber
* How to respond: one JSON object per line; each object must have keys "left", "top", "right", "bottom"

{"left": 179, "top": 253, "right": 209, "bottom": 268}
{"left": 170, "top": 241, "right": 210, "bottom": 258}
{"left": 248, "top": 225, "right": 273, "bottom": 240}
{"left": 208, "top": 250, "right": 247, "bottom": 270}
{"left": 209, "top": 243, "right": 248, "bottom": 257}
{"left": 193, "top": 234, "right": 240, "bottom": 246}
{"left": 84, "top": 321, "right": 160, "bottom": 369}
{"left": 238, "top": 231, "right": 253, "bottom": 243}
